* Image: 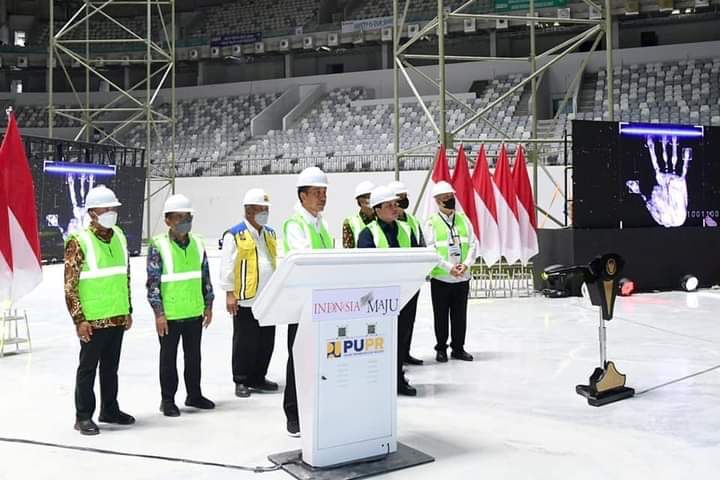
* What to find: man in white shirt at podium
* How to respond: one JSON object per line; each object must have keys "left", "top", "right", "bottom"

{"left": 281, "top": 166, "right": 334, "bottom": 437}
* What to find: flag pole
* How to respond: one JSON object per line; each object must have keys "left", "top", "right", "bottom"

{"left": 3, "top": 106, "right": 11, "bottom": 311}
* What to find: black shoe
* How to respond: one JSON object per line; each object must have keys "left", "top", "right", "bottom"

{"left": 398, "top": 381, "right": 417, "bottom": 396}
{"left": 98, "top": 411, "right": 135, "bottom": 425}
{"left": 235, "top": 383, "right": 251, "bottom": 398}
{"left": 404, "top": 355, "right": 424, "bottom": 366}
{"left": 287, "top": 421, "right": 301, "bottom": 438}
{"left": 248, "top": 378, "right": 279, "bottom": 392}
{"left": 160, "top": 401, "right": 181, "bottom": 417}
{"left": 451, "top": 350, "right": 474, "bottom": 361}
{"left": 185, "top": 396, "right": 215, "bottom": 409}
{"left": 74, "top": 419, "right": 100, "bottom": 435}
{"left": 436, "top": 350, "right": 448, "bottom": 363}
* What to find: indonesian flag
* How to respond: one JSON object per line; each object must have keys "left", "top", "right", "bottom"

{"left": 0, "top": 112, "right": 42, "bottom": 303}
{"left": 471, "top": 145, "right": 501, "bottom": 267}
{"left": 450, "top": 145, "right": 479, "bottom": 237}
{"left": 493, "top": 144, "right": 522, "bottom": 264}
{"left": 512, "top": 145, "right": 539, "bottom": 264}
{"left": 418, "top": 144, "right": 452, "bottom": 222}
{"left": 0, "top": 166, "right": 11, "bottom": 302}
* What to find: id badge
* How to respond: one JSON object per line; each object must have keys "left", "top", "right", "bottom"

{"left": 448, "top": 235, "right": 461, "bottom": 264}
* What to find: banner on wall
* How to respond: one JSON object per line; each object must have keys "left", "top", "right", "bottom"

{"left": 341, "top": 16, "right": 393, "bottom": 34}
{"left": 210, "top": 32, "right": 263, "bottom": 47}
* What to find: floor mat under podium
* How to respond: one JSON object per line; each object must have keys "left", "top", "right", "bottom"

{"left": 267, "top": 442, "right": 435, "bottom": 480}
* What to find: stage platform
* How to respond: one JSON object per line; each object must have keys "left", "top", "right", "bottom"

{"left": 535, "top": 227, "right": 720, "bottom": 292}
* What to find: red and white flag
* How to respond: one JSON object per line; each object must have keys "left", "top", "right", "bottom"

{"left": 512, "top": 145, "right": 539, "bottom": 264}
{"left": 0, "top": 165, "right": 11, "bottom": 302}
{"left": 0, "top": 112, "right": 42, "bottom": 303}
{"left": 450, "top": 145, "right": 479, "bottom": 238}
{"left": 418, "top": 144, "right": 452, "bottom": 222}
{"left": 471, "top": 145, "right": 501, "bottom": 267}
{"left": 493, "top": 144, "right": 522, "bottom": 264}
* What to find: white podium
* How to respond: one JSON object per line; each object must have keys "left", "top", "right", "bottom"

{"left": 253, "top": 248, "right": 437, "bottom": 469}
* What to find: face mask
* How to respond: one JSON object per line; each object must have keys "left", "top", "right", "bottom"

{"left": 97, "top": 211, "right": 117, "bottom": 229}
{"left": 442, "top": 198, "right": 456, "bottom": 210}
{"left": 174, "top": 218, "right": 192, "bottom": 235}
{"left": 397, "top": 197, "right": 410, "bottom": 210}
{"left": 254, "top": 211, "right": 269, "bottom": 226}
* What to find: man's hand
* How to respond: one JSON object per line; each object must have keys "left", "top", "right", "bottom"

{"left": 203, "top": 308, "right": 213, "bottom": 328}
{"left": 450, "top": 264, "right": 466, "bottom": 278}
{"left": 125, "top": 314, "right": 133, "bottom": 331}
{"left": 76, "top": 321, "right": 93, "bottom": 343}
{"left": 156, "top": 314, "right": 169, "bottom": 337}
{"left": 226, "top": 291, "right": 238, "bottom": 316}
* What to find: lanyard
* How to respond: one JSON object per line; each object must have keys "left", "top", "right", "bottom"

{"left": 440, "top": 214, "right": 459, "bottom": 246}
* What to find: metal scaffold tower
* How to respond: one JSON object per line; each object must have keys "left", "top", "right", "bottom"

{"left": 393, "top": 0, "right": 615, "bottom": 227}
{"left": 48, "top": 0, "right": 177, "bottom": 240}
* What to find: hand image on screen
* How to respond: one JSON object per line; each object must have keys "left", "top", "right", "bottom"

{"left": 66, "top": 173, "right": 97, "bottom": 237}
{"left": 625, "top": 135, "right": 691, "bottom": 228}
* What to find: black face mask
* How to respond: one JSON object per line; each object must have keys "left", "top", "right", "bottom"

{"left": 397, "top": 197, "right": 410, "bottom": 210}
{"left": 442, "top": 198, "right": 456, "bottom": 210}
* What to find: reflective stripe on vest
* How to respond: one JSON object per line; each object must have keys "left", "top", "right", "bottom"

{"left": 345, "top": 214, "right": 366, "bottom": 246}
{"left": 428, "top": 212, "right": 471, "bottom": 278}
{"left": 74, "top": 226, "right": 130, "bottom": 321}
{"left": 232, "top": 226, "right": 277, "bottom": 301}
{"left": 366, "top": 220, "right": 411, "bottom": 248}
{"left": 399, "top": 212, "right": 421, "bottom": 244}
{"left": 282, "top": 212, "right": 333, "bottom": 253}
{"left": 153, "top": 233, "right": 205, "bottom": 320}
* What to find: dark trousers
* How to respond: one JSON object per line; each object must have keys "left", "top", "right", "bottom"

{"left": 232, "top": 306, "right": 276, "bottom": 385}
{"left": 400, "top": 291, "right": 420, "bottom": 360}
{"left": 430, "top": 279, "right": 470, "bottom": 352}
{"left": 283, "top": 323, "right": 299, "bottom": 425}
{"left": 159, "top": 317, "right": 203, "bottom": 403}
{"left": 397, "top": 291, "right": 419, "bottom": 384}
{"left": 75, "top": 326, "right": 125, "bottom": 421}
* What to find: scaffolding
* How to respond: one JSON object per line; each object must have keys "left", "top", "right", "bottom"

{"left": 394, "top": 0, "right": 614, "bottom": 229}
{"left": 48, "top": 0, "right": 177, "bottom": 240}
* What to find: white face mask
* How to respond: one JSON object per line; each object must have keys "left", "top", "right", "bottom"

{"left": 97, "top": 211, "right": 118, "bottom": 229}
{"left": 254, "top": 211, "right": 269, "bottom": 226}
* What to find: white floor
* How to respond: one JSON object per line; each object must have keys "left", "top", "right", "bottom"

{"left": 1, "top": 255, "right": 719, "bottom": 479}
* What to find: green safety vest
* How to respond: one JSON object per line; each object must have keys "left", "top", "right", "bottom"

{"left": 365, "top": 220, "right": 411, "bottom": 248}
{"left": 72, "top": 226, "right": 130, "bottom": 321}
{"left": 344, "top": 213, "right": 367, "bottom": 247}
{"left": 283, "top": 212, "right": 333, "bottom": 253}
{"left": 151, "top": 232, "right": 205, "bottom": 321}
{"left": 399, "top": 212, "right": 421, "bottom": 244}
{"left": 427, "top": 212, "right": 471, "bottom": 278}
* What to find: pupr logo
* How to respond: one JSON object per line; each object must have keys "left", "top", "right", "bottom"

{"left": 326, "top": 336, "right": 385, "bottom": 359}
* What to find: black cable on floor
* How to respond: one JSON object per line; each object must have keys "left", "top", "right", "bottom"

{"left": 0, "top": 436, "right": 296, "bottom": 473}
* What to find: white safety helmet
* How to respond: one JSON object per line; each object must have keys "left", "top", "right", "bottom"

{"left": 162, "top": 194, "right": 194, "bottom": 214}
{"left": 84, "top": 185, "right": 121, "bottom": 209}
{"left": 354, "top": 180, "right": 375, "bottom": 198}
{"left": 243, "top": 188, "right": 271, "bottom": 207}
{"left": 296, "top": 166, "right": 328, "bottom": 188}
{"left": 431, "top": 181, "right": 455, "bottom": 197}
{"left": 369, "top": 185, "right": 399, "bottom": 208}
{"left": 388, "top": 180, "right": 408, "bottom": 195}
